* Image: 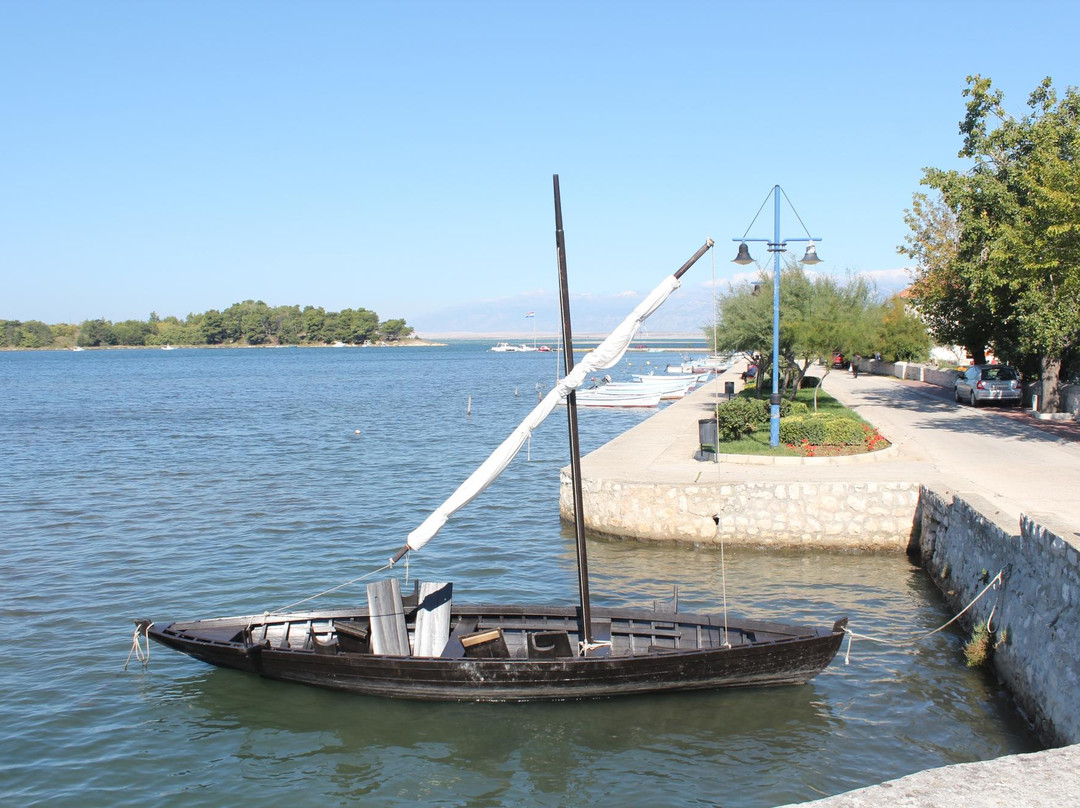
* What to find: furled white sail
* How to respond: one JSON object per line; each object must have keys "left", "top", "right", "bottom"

{"left": 400, "top": 273, "right": 681, "bottom": 556}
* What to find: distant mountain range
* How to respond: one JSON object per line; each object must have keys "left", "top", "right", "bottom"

{"left": 411, "top": 267, "right": 911, "bottom": 338}
{"left": 412, "top": 283, "right": 717, "bottom": 339}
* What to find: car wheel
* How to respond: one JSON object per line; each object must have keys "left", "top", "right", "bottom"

{"left": 969, "top": 391, "right": 978, "bottom": 407}
{"left": 954, "top": 388, "right": 962, "bottom": 402}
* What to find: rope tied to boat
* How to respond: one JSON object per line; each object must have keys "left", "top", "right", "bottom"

{"left": 842, "top": 568, "right": 1006, "bottom": 665}
{"left": 269, "top": 561, "right": 394, "bottom": 614}
{"left": 580, "top": 639, "right": 612, "bottom": 655}
{"left": 125, "top": 619, "right": 153, "bottom": 670}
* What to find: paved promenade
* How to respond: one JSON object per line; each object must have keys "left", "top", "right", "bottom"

{"left": 581, "top": 363, "right": 1080, "bottom": 539}
{"left": 580, "top": 363, "right": 1080, "bottom": 806}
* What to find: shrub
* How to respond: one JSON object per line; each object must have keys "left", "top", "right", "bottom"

{"left": 780, "top": 414, "right": 864, "bottom": 447}
{"left": 781, "top": 400, "right": 810, "bottom": 418}
{"left": 713, "top": 397, "right": 761, "bottom": 440}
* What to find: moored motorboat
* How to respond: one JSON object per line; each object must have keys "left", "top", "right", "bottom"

{"left": 571, "top": 387, "right": 663, "bottom": 407}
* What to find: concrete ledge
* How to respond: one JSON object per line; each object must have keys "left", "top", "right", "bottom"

{"left": 698, "top": 443, "right": 898, "bottom": 465}
{"left": 782, "top": 744, "right": 1080, "bottom": 807}
{"left": 1032, "top": 411, "right": 1078, "bottom": 421}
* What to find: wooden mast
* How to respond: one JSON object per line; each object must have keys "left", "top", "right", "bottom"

{"left": 552, "top": 174, "right": 594, "bottom": 647}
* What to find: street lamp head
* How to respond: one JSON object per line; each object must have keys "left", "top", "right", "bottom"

{"left": 732, "top": 242, "right": 754, "bottom": 265}
{"left": 800, "top": 242, "right": 823, "bottom": 265}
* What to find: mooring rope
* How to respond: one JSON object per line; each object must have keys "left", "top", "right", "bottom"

{"left": 842, "top": 569, "right": 1005, "bottom": 665}
{"left": 124, "top": 619, "right": 153, "bottom": 670}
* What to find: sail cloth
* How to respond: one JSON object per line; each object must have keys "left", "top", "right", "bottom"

{"left": 400, "top": 274, "right": 682, "bottom": 556}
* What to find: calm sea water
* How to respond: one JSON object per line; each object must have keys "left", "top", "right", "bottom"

{"left": 0, "top": 345, "right": 1037, "bottom": 807}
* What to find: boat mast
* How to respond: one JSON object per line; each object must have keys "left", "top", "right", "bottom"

{"left": 552, "top": 174, "right": 594, "bottom": 646}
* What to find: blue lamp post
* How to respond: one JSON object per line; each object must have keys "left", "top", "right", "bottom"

{"left": 733, "top": 185, "right": 823, "bottom": 447}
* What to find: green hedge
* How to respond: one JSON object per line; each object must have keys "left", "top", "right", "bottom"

{"left": 779, "top": 414, "right": 866, "bottom": 446}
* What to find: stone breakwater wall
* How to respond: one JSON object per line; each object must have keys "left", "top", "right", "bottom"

{"left": 559, "top": 474, "right": 921, "bottom": 550}
{"left": 915, "top": 486, "right": 1080, "bottom": 747}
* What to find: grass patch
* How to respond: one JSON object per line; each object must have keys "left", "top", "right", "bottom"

{"left": 712, "top": 433, "right": 803, "bottom": 457}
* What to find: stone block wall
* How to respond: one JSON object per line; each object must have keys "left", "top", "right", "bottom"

{"left": 916, "top": 486, "right": 1080, "bottom": 746}
{"left": 560, "top": 473, "right": 921, "bottom": 551}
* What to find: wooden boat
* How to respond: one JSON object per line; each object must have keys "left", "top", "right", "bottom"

{"left": 145, "top": 176, "right": 846, "bottom": 701}
{"left": 149, "top": 598, "right": 848, "bottom": 701}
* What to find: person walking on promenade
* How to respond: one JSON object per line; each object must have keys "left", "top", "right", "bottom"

{"left": 851, "top": 355, "right": 860, "bottom": 379}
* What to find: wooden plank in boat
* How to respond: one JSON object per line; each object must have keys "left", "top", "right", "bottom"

{"left": 440, "top": 617, "right": 479, "bottom": 658}
{"left": 367, "top": 579, "right": 410, "bottom": 656}
{"left": 412, "top": 582, "right": 452, "bottom": 657}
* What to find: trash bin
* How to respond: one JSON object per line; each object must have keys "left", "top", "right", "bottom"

{"left": 724, "top": 381, "right": 735, "bottom": 398}
{"left": 698, "top": 418, "right": 718, "bottom": 462}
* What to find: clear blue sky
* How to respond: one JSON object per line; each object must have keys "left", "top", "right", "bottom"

{"left": 3, "top": 1, "right": 1078, "bottom": 332}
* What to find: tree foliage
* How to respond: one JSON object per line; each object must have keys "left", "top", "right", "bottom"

{"left": 1, "top": 302, "right": 415, "bottom": 349}
{"left": 901, "top": 75, "right": 1080, "bottom": 409}
{"left": 707, "top": 262, "right": 926, "bottom": 403}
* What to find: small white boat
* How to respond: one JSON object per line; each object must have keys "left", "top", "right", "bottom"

{"left": 570, "top": 387, "right": 662, "bottom": 407}
{"left": 161, "top": 344, "right": 176, "bottom": 351}
{"left": 666, "top": 355, "right": 732, "bottom": 374}
{"left": 612, "top": 378, "right": 694, "bottom": 400}
{"left": 490, "top": 342, "right": 538, "bottom": 353}
{"left": 71, "top": 346, "right": 85, "bottom": 352}
{"left": 632, "top": 372, "right": 708, "bottom": 384}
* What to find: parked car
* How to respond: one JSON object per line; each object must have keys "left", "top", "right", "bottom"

{"left": 954, "top": 364, "right": 1023, "bottom": 407}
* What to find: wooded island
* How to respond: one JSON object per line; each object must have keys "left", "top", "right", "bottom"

{"left": 1, "top": 299, "right": 414, "bottom": 349}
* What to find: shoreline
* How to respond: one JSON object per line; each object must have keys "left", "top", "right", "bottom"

{"left": 0, "top": 338, "right": 447, "bottom": 352}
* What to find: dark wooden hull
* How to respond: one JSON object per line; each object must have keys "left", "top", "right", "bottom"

{"left": 148, "top": 604, "right": 846, "bottom": 702}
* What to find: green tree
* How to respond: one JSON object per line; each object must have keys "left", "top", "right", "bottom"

{"left": 77, "top": 318, "right": 116, "bottom": 347}
{"left": 379, "top": 318, "right": 414, "bottom": 341}
{"left": 112, "top": 319, "right": 154, "bottom": 346}
{"left": 337, "top": 308, "right": 380, "bottom": 344}
{"left": 272, "top": 305, "right": 302, "bottom": 344}
{"left": 905, "top": 75, "right": 1080, "bottom": 410}
{"left": 874, "top": 295, "right": 930, "bottom": 362}
{"left": 302, "top": 306, "right": 328, "bottom": 343}
{"left": 1, "top": 320, "right": 54, "bottom": 348}
{"left": 899, "top": 192, "right": 1003, "bottom": 363}
{"left": 199, "top": 309, "right": 228, "bottom": 345}
{"left": 708, "top": 263, "right": 883, "bottom": 404}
